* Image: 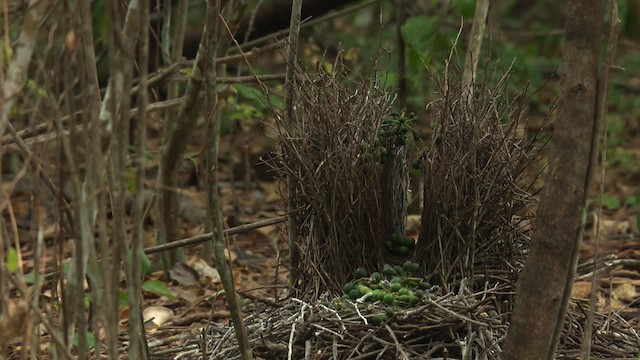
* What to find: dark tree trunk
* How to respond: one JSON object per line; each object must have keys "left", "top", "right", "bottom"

{"left": 503, "top": 1, "right": 606, "bottom": 358}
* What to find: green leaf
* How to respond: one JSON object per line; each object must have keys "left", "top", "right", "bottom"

{"left": 401, "top": 16, "right": 441, "bottom": 53}
{"left": 6, "top": 247, "right": 18, "bottom": 273}
{"left": 23, "top": 273, "right": 39, "bottom": 284}
{"left": 142, "top": 280, "right": 174, "bottom": 299}
{"left": 601, "top": 195, "right": 621, "bottom": 210}
{"left": 139, "top": 251, "right": 151, "bottom": 276}
{"left": 63, "top": 261, "right": 71, "bottom": 278}
{"left": 128, "top": 248, "right": 151, "bottom": 276}
{"left": 71, "top": 331, "right": 96, "bottom": 349}
{"left": 234, "top": 83, "right": 284, "bottom": 110}
{"left": 453, "top": 0, "right": 477, "bottom": 18}
{"left": 119, "top": 291, "right": 129, "bottom": 308}
{"left": 86, "top": 259, "right": 105, "bottom": 288}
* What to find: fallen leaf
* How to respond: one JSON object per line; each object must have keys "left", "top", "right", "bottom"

{"left": 612, "top": 282, "right": 639, "bottom": 302}
{"left": 168, "top": 263, "right": 199, "bottom": 287}
{"left": 0, "top": 299, "right": 27, "bottom": 344}
{"left": 192, "top": 258, "right": 221, "bottom": 284}
{"left": 571, "top": 281, "right": 593, "bottom": 299}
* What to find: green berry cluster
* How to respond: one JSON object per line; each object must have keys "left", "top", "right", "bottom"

{"left": 341, "top": 262, "right": 432, "bottom": 311}
{"left": 381, "top": 111, "right": 419, "bottom": 146}
{"left": 386, "top": 233, "right": 416, "bottom": 256}
{"left": 359, "top": 112, "right": 419, "bottom": 164}
{"left": 359, "top": 138, "right": 388, "bottom": 163}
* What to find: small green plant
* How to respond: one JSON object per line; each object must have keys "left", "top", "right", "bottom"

{"left": 124, "top": 249, "right": 175, "bottom": 304}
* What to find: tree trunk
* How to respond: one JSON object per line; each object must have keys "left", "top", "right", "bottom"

{"left": 502, "top": 1, "right": 606, "bottom": 359}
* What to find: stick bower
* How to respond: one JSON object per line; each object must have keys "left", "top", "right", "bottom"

{"left": 275, "top": 60, "right": 411, "bottom": 295}
{"left": 416, "top": 63, "right": 546, "bottom": 292}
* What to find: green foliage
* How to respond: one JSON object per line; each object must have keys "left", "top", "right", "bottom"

{"left": 600, "top": 194, "right": 621, "bottom": 210}
{"left": 142, "top": 280, "right": 175, "bottom": 299}
{"left": 128, "top": 248, "right": 151, "bottom": 276}
{"left": 6, "top": 247, "right": 18, "bottom": 273}
{"left": 23, "top": 272, "right": 39, "bottom": 284}
{"left": 233, "top": 83, "right": 283, "bottom": 110}
{"left": 71, "top": 331, "right": 96, "bottom": 349}
{"left": 401, "top": 16, "right": 441, "bottom": 59}
{"left": 606, "top": 114, "right": 638, "bottom": 171}
{"left": 453, "top": 0, "right": 477, "bottom": 18}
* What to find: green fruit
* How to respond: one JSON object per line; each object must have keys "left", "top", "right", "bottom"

{"left": 380, "top": 147, "right": 388, "bottom": 157}
{"left": 402, "top": 261, "right": 414, "bottom": 273}
{"left": 401, "top": 261, "right": 419, "bottom": 274}
{"left": 343, "top": 282, "right": 355, "bottom": 294}
{"left": 390, "top": 276, "right": 402, "bottom": 284}
{"left": 400, "top": 237, "right": 415, "bottom": 249}
{"left": 393, "top": 265, "right": 404, "bottom": 275}
{"left": 358, "top": 285, "right": 372, "bottom": 296}
{"left": 390, "top": 283, "right": 403, "bottom": 292}
{"left": 398, "top": 294, "right": 412, "bottom": 304}
{"left": 383, "top": 293, "right": 396, "bottom": 305}
{"left": 398, "top": 288, "right": 410, "bottom": 296}
{"left": 409, "top": 295, "right": 419, "bottom": 305}
{"left": 395, "top": 246, "right": 410, "bottom": 256}
{"left": 383, "top": 264, "right": 397, "bottom": 276}
{"left": 386, "top": 241, "right": 394, "bottom": 250}
{"left": 355, "top": 267, "right": 368, "bottom": 279}
{"left": 372, "top": 289, "right": 386, "bottom": 301}
{"left": 371, "top": 272, "right": 383, "bottom": 283}
{"left": 414, "top": 290, "right": 425, "bottom": 298}
{"left": 369, "top": 314, "right": 386, "bottom": 325}
{"left": 385, "top": 308, "right": 395, "bottom": 318}
{"left": 418, "top": 281, "right": 431, "bottom": 290}
{"left": 349, "top": 289, "right": 360, "bottom": 300}
{"left": 390, "top": 233, "right": 402, "bottom": 246}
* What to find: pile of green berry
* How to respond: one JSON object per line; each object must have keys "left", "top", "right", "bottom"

{"left": 341, "top": 261, "right": 431, "bottom": 308}
{"left": 386, "top": 233, "right": 416, "bottom": 256}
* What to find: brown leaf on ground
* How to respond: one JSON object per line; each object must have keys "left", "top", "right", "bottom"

{"left": 612, "top": 282, "right": 639, "bottom": 302}
{"left": 168, "top": 262, "right": 200, "bottom": 287}
{"left": 571, "top": 281, "right": 593, "bottom": 299}
{"left": 0, "top": 299, "right": 27, "bottom": 344}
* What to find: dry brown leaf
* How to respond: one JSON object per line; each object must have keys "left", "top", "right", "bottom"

{"left": 605, "top": 296, "right": 628, "bottom": 312}
{"left": 0, "top": 299, "right": 27, "bottom": 344}
{"left": 599, "top": 219, "right": 630, "bottom": 236}
{"left": 168, "top": 263, "right": 200, "bottom": 287}
{"left": 611, "top": 282, "right": 639, "bottom": 302}
{"left": 192, "top": 258, "right": 221, "bottom": 284}
{"left": 571, "top": 281, "right": 593, "bottom": 299}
